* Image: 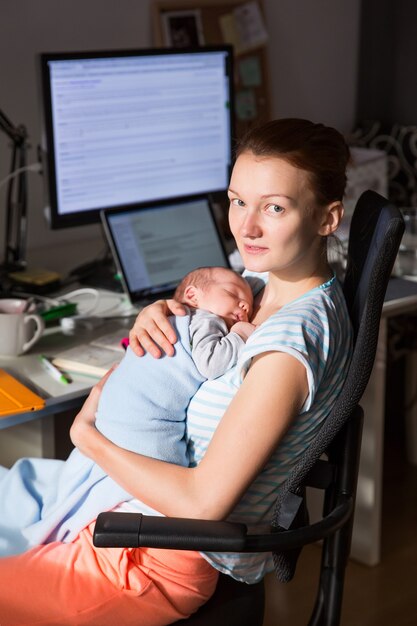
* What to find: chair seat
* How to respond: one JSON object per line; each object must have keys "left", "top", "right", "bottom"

{"left": 174, "top": 573, "right": 265, "bottom": 625}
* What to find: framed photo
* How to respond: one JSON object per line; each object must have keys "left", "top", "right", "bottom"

{"left": 161, "top": 10, "right": 205, "bottom": 48}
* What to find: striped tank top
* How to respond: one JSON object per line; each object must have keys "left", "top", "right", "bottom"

{"left": 186, "top": 273, "right": 353, "bottom": 583}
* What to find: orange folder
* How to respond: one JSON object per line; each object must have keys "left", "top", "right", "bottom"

{"left": 0, "top": 369, "right": 45, "bottom": 417}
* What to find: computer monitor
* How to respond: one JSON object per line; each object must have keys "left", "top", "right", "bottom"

{"left": 39, "top": 47, "right": 234, "bottom": 229}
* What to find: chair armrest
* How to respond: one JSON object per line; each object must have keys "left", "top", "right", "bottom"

{"left": 93, "top": 512, "right": 248, "bottom": 551}
{"left": 93, "top": 496, "right": 353, "bottom": 552}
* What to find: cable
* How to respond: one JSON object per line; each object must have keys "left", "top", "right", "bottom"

{"left": 0, "top": 162, "right": 42, "bottom": 192}
{"left": 8, "top": 287, "right": 131, "bottom": 319}
{"left": 6, "top": 291, "right": 63, "bottom": 308}
{"left": 56, "top": 287, "right": 101, "bottom": 315}
{"left": 56, "top": 286, "right": 137, "bottom": 326}
{"left": 57, "top": 287, "right": 133, "bottom": 315}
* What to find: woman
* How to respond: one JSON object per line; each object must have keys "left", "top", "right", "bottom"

{"left": 0, "top": 118, "right": 352, "bottom": 625}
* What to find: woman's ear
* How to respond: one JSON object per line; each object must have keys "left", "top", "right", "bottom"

{"left": 319, "top": 201, "right": 344, "bottom": 236}
{"left": 183, "top": 285, "right": 199, "bottom": 307}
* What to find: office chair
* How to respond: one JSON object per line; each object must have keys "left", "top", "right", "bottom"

{"left": 94, "top": 190, "right": 405, "bottom": 626}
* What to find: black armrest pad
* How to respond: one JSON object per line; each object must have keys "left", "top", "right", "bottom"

{"left": 93, "top": 496, "right": 353, "bottom": 553}
{"left": 93, "top": 512, "right": 248, "bottom": 551}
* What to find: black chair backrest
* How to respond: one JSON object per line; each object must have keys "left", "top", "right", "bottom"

{"left": 271, "top": 190, "right": 405, "bottom": 582}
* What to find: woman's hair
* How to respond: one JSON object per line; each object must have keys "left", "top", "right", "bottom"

{"left": 235, "top": 118, "right": 351, "bottom": 206}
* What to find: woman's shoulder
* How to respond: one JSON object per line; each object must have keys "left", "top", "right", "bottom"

{"left": 264, "top": 276, "right": 346, "bottom": 324}
{"left": 246, "top": 277, "right": 350, "bottom": 353}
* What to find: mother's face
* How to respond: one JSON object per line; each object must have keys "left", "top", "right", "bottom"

{"left": 227, "top": 152, "right": 338, "bottom": 277}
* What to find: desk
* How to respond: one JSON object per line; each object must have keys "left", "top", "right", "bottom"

{"left": 1, "top": 279, "right": 417, "bottom": 566}
{"left": 0, "top": 288, "right": 137, "bottom": 465}
{"left": 350, "top": 276, "right": 417, "bottom": 565}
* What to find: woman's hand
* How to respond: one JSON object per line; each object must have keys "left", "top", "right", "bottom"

{"left": 70, "top": 367, "right": 115, "bottom": 455}
{"left": 129, "top": 298, "right": 187, "bottom": 358}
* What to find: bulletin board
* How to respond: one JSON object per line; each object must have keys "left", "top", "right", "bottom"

{"left": 152, "top": 0, "right": 272, "bottom": 139}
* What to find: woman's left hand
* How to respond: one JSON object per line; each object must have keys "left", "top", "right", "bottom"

{"left": 70, "top": 366, "right": 115, "bottom": 454}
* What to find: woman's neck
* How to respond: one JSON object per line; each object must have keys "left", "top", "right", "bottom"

{"left": 251, "top": 264, "right": 333, "bottom": 325}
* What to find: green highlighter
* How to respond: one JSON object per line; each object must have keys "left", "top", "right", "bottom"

{"left": 38, "top": 355, "right": 71, "bottom": 385}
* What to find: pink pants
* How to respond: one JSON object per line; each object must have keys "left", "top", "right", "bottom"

{"left": 0, "top": 521, "right": 219, "bottom": 626}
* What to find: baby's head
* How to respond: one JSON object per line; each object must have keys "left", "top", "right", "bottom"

{"left": 174, "top": 266, "right": 253, "bottom": 328}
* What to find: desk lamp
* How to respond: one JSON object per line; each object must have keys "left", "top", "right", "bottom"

{"left": 0, "top": 109, "right": 60, "bottom": 294}
{"left": 0, "top": 107, "right": 28, "bottom": 272}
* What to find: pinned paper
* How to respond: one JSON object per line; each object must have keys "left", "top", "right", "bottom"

{"left": 219, "top": 13, "right": 242, "bottom": 54}
{"left": 234, "top": 2, "right": 268, "bottom": 50}
{"left": 235, "top": 89, "right": 257, "bottom": 120}
{"left": 220, "top": 2, "right": 268, "bottom": 55}
{"left": 238, "top": 56, "right": 262, "bottom": 87}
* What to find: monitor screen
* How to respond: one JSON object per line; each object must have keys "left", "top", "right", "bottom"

{"left": 101, "top": 195, "right": 230, "bottom": 302}
{"left": 39, "top": 47, "right": 234, "bottom": 229}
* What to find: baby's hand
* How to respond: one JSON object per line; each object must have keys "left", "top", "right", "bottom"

{"left": 230, "top": 321, "right": 256, "bottom": 341}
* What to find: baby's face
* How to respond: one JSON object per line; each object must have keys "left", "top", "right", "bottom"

{"left": 197, "top": 271, "right": 253, "bottom": 328}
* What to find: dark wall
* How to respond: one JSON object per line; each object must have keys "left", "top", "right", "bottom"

{"left": 357, "top": 0, "right": 417, "bottom": 125}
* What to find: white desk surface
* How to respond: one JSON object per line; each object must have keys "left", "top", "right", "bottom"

{"left": 382, "top": 274, "right": 417, "bottom": 315}
{"left": 0, "top": 288, "right": 139, "bottom": 429}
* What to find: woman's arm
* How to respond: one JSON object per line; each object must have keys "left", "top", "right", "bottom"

{"left": 129, "top": 299, "right": 186, "bottom": 357}
{"left": 71, "top": 350, "right": 308, "bottom": 521}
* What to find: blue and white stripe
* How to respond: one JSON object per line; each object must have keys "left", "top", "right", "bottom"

{"left": 186, "top": 274, "right": 353, "bottom": 583}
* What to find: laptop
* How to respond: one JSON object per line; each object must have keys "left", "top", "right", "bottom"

{"left": 101, "top": 195, "right": 230, "bottom": 305}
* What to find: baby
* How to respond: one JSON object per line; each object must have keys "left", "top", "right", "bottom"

{"left": 95, "top": 266, "right": 255, "bottom": 466}
{"left": 0, "top": 266, "right": 256, "bottom": 557}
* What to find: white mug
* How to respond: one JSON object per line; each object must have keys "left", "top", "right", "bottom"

{"left": 0, "top": 299, "right": 45, "bottom": 356}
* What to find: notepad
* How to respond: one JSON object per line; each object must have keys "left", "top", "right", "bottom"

{"left": 0, "top": 369, "right": 46, "bottom": 417}
{"left": 52, "top": 344, "right": 123, "bottom": 378}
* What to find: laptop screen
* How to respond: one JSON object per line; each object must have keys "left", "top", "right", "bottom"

{"left": 101, "top": 195, "right": 230, "bottom": 303}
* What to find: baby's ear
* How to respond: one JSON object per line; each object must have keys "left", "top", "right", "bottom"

{"left": 183, "top": 285, "right": 199, "bottom": 306}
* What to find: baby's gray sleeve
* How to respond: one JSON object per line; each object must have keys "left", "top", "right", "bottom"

{"left": 189, "top": 309, "right": 245, "bottom": 380}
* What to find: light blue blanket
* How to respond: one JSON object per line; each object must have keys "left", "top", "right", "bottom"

{"left": 0, "top": 314, "right": 205, "bottom": 557}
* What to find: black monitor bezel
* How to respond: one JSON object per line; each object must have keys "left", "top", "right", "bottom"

{"left": 39, "top": 46, "right": 234, "bottom": 230}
